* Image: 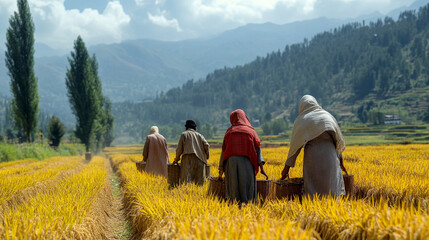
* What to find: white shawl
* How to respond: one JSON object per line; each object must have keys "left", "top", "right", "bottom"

{"left": 287, "top": 95, "right": 345, "bottom": 161}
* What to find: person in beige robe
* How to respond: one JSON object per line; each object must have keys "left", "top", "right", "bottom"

{"left": 173, "top": 120, "right": 209, "bottom": 185}
{"left": 280, "top": 95, "right": 347, "bottom": 197}
{"left": 142, "top": 126, "right": 169, "bottom": 177}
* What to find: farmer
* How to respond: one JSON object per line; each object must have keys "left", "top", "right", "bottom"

{"left": 280, "top": 95, "right": 347, "bottom": 197}
{"left": 173, "top": 120, "right": 210, "bottom": 185}
{"left": 218, "top": 109, "right": 268, "bottom": 204}
{"left": 142, "top": 126, "right": 169, "bottom": 177}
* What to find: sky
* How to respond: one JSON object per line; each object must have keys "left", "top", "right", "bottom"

{"left": 0, "top": 0, "right": 419, "bottom": 52}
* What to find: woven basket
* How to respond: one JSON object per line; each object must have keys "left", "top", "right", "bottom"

{"left": 168, "top": 163, "right": 181, "bottom": 188}
{"left": 205, "top": 164, "right": 211, "bottom": 178}
{"left": 256, "top": 179, "right": 273, "bottom": 200}
{"left": 343, "top": 174, "right": 354, "bottom": 195}
{"left": 207, "top": 176, "right": 225, "bottom": 199}
{"left": 270, "top": 178, "right": 304, "bottom": 200}
{"left": 135, "top": 162, "right": 146, "bottom": 172}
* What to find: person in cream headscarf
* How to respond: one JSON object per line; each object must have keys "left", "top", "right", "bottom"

{"left": 142, "top": 126, "right": 169, "bottom": 177}
{"left": 280, "top": 95, "right": 347, "bottom": 196}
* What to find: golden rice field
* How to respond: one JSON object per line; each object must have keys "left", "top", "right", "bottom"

{"left": 0, "top": 155, "right": 113, "bottom": 239}
{"left": 109, "top": 144, "right": 429, "bottom": 239}
{"left": 1, "top": 144, "right": 428, "bottom": 239}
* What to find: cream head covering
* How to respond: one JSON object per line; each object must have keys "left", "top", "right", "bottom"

{"left": 149, "top": 126, "right": 159, "bottom": 134}
{"left": 287, "top": 95, "right": 345, "bottom": 161}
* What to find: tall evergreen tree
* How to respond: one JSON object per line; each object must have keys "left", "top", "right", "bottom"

{"left": 65, "top": 36, "right": 101, "bottom": 152}
{"left": 90, "top": 54, "right": 107, "bottom": 152}
{"left": 5, "top": 0, "right": 39, "bottom": 142}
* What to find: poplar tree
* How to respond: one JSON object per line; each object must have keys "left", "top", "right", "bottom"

{"left": 65, "top": 36, "right": 101, "bottom": 152}
{"left": 90, "top": 54, "right": 106, "bottom": 152}
{"left": 90, "top": 54, "right": 115, "bottom": 151}
{"left": 5, "top": 0, "right": 39, "bottom": 142}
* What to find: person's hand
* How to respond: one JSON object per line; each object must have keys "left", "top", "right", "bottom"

{"left": 340, "top": 163, "right": 348, "bottom": 175}
{"left": 218, "top": 170, "right": 224, "bottom": 180}
{"left": 280, "top": 165, "right": 290, "bottom": 180}
{"left": 339, "top": 155, "right": 348, "bottom": 175}
{"left": 260, "top": 167, "right": 269, "bottom": 180}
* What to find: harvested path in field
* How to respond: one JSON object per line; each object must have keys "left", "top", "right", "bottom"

{"left": 104, "top": 158, "right": 133, "bottom": 240}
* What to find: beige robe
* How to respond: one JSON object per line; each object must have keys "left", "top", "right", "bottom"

{"left": 175, "top": 129, "right": 209, "bottom": 163}
{"left": 180, "top": 154, "right": 206, "bottom": 185}
{"left": 286, "top": 131, "right": 345, "bottom": 196}
{"left": 143, "top": 133, "right": 169, "bottom": 177}
{"left": 286, "top": 95, "right": 345, "bottom": 197}
{"left": 175, "top": 129, "right": 209, "bottom": 185}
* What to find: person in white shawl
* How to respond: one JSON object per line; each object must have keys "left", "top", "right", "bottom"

{"left": 280, "top": 95, "right": 347, "bottom": 196}
{"left": 142, "top": 126, "right": 169, "bottom": 177}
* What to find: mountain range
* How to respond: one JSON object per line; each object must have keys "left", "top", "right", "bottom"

{"left": 110, "top": 2, "right": 429, "bottom": 143}
{"left": 0, "top": 0, "right": 428, "bottom": 125}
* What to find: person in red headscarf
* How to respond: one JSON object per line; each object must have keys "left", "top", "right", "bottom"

{"left": 218, "top": 109, "right": 268, "bottom": 204}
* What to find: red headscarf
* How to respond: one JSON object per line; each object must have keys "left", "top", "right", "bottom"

{"left": 221, "top": 109, "right": 261, "bottom": 175}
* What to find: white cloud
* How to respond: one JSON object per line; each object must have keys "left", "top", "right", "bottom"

{"left": 185, "top": 0, "right": 325, "bottom": 25}
{"left": 148, "top": 11, "right": 182, "bottom": 32}
{"left": 190, "top": 0, "right": 267, "bottom": 21}
{"left": 193, "top": 0, "right": 289, "bottom": 13}
{"left": 0, "top": 0, "right": 420, "bottom": 50}
{"left": 134, "top": 0, "right": 163, "bottom": 7}
{"left": 134, "top": 0, "right": 145, "bottom": 6}
{"left": 0, "top": 0, "right": 130, "bottom": 51}
{"left": 303, "top": 0, "right": 317, "bottom": 14}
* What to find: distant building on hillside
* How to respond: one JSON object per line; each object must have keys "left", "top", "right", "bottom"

{"left": 384, "top": 115, "right": 401, "bottom": 125}
{"left": 253, "top": 119, "right": 260, "bottom": 127}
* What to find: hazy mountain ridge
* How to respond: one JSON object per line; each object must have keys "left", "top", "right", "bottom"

{"left": 110, "top": 3, "right": 429, "bottom": 142}
{"left": 0, "top": 17, "right": 354, "bottom": 123}
{"left": 0, "top": 0, "right": 428, "bottom": 125}
{"left": 388, "top": 0, "right": 429, "bottom": 19}
{"left": 0, "top": 14, "right": 401, "bottom": 102}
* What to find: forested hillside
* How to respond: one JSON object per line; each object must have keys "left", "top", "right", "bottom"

{"left": 113, "top": 4, "right": 429, "bottom": 142}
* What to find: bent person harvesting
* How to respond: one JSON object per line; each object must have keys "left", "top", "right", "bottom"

{"left": 280, "top": 95, "right": 347, "bottom": 197}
